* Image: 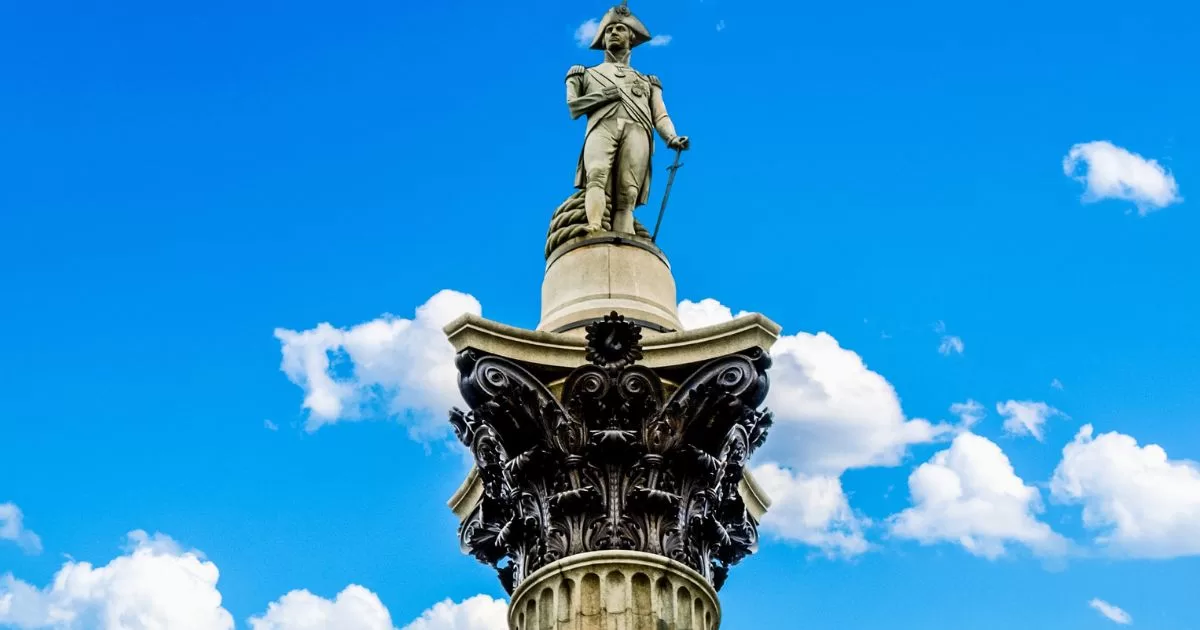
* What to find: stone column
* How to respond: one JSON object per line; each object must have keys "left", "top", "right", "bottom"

{"left": 508, "top": 551, "right": 719, "bottom": 630}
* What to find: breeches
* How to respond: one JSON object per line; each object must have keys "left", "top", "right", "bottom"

{"left": 582, "top": 116, "right": 650, "bottom": 203}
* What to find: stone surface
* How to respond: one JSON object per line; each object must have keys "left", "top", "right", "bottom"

{"left": 446, "top": 308, "right": 777, "bottom": 525}
{"left": 444, "top": 311, "right": 781, "bottom": 371}
{"left": 448, "top": 468, "right": 770, "bottom": 533}
{"left": 560, "top": 1, "right": 689, "bottom": 241}
{"left": 448, "top": 314, "right": 775, "bottom": 595}
{"left": 539, "top": 234, "right": 682, "bottom": 333}
{"left": 508, "top": 550, "right": 720, "bottom": 630}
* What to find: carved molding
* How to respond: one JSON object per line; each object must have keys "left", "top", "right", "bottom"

{"left": 449, "top": 312, "right": 774, "bottom": 594}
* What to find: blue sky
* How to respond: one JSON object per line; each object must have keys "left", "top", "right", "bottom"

{"left": 1, "top": 0, "right": 1198, "bottom": 628}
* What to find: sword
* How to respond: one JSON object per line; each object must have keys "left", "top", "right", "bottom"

{"left": 651, "top": 147, "right": 684, "bottom": 242}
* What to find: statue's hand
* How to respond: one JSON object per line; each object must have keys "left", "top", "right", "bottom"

{"left": 667, "top": 135, "right": 690, "bottom": 151}
{"left": 602, "top": 85, "right": 622, "bottom": 101}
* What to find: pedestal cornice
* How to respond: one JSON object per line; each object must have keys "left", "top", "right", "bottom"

{"left": 443, "top": 312, "right": 782, "bottom": 371}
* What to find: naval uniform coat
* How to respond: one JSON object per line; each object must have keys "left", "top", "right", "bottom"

{"left": 565, "top": 62, "right": 673, "bottom": 207}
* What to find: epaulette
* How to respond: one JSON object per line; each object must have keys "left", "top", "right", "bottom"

{"left": 648, "top": 75, "right": 662, "bottom": 88}
{"left": 566, "top": 65, "right": 586, "bottom": 80}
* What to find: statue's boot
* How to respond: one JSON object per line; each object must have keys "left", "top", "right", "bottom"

{"left": 584, "top": 185, "right": 607, "bottom": 233}
{"left": 611, "top": 185, "right": 638, "bottom": 235}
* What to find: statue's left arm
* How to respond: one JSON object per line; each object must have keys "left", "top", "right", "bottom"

{"left": 649, "top": 76, "right": 689, "bottom": 150}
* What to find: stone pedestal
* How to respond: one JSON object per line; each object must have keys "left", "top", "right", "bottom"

{"left": 539, "top": 233, "right": 681, "bottom": 334}
{"left": 508, "top": 551, "right": 719, "bottom": 630}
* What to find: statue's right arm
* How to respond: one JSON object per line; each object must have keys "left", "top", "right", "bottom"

{"left": 565, "top": 66, "right": 609, "bottom": 120}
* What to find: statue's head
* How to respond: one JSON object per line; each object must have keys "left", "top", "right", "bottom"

{"left": 588, "top": 2, "right": 651, "bottom": 51}
{"left": 603, "top": 22, "right": 635, "bottom": 52}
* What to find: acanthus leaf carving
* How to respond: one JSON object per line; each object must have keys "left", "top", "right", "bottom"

{"left": 449, "top": 312, "right": 773, "bottom": 593}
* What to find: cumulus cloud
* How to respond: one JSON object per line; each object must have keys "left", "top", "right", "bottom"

{"left": 0, "top": 531, "right": 234, "bottom": 629}
{"left": 1050, "top": 424, "right": 1200, "bottom": 558}
{"left": 250, "top": 590, "right": 506, "bottom": 630}
{"left": 950, "top": 400, "right": 985, "bottom": 431}
{"left": 400, "top": 595, "right": 508, "bottom": 630}
{"left": 250, "top": 586, "right": 397, "bottom": 630}
{"left": 751, "top": 464, "right": 869, "bottom": 556}
{"left": 1063, "top": 140, "right": 1182, "bottom": 215}
{"left": 0, "top": 527, "right": 505, "bottom": 630}
{"left": 574, "top": 19, "right": 599, "bottom": 47}
{"left": 274, "top": 290, "right": 480, "bottom": 437}
{"left": 760, "top": 330, "right": 950, "bottom": 475}
{"left": 997, "top": 400, "right": 1064, "bottom": 441}
{"left": 888, "top": 432, "right": 1067, "bottom": 559}
{"left": 648, "top": 35, "right": 672, "bottom": 46}
{"left": 677, "top": 298, "right": 750, "bottom": 330}
{"left": 1089, "top": 598, "right": 1132, "bottom": 625}
{"left": 0, "top": 503, "right": 42, "bottom": 555}
{"left": 683, "top": 299, "right": 949, "bottom": 555}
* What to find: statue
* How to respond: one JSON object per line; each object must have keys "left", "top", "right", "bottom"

{"left": 545, "top": 1, "right": 689, "bottom": 257}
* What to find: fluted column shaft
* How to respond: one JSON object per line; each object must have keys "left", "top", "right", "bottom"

{"left": 509, "top": 551, "right": 720, "bottom": 630}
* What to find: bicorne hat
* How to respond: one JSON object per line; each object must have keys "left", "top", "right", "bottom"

{"left": 589, "top": 1, "right": 652, "bottom": 50}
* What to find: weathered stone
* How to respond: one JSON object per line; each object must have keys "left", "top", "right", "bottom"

{"left": 448, "top": 313, "right": 775, "bottom": 597}
{"left": 443, "top": 311, "right": 781, "bottom": 370}
{"left": 539, "top": 234, "right": 681, "bottom": 334}
{"left": 554, "top": 0, "right": 690, "bottom": 248}
{"left": 508, "top": 550, "right": 719, "bottom": 630}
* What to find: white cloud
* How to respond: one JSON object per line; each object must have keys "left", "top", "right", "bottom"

{"left": 400, "top": 595, "right": 508, "bottom": 630}
{"left": 250, "top": 590, "right": 506, "bottom": 630}
{"left": 716, "top": 20, "right": 727, "bottom": 32}
{"left": 677, "top": 298, "right": 749, "bottom": 330}
{"left": 1063, "top": 140, "right": 1182, "bottom": 215}
{"left": 934, "top": 321, "right": 963, "bottom": 356}
{"left": 950, "top": 400, "right": 985, "bottom": 431}
{"left": 997, "top": 400, "right": 1064, "bottom": 441}
{"left": 250, "top": 585, "right": 396, "bottom": 630}
{"left": 574, "top": 19, "right": 599, "bottom": 47}
{"left": 760, "top": 330, "right": 949, "bottom": 475}
{"left": 937, "top": 335, "right": 964, "bottom": 356}
{"left": 0, "top": 531, "right": 234, "bottom": 630}
{"left": 888, "top": 432, "right": 1067, "bottom": 559}
{"left": 685, "top": 298, "right": 948, "bottom": 473}
{"left": 648, "top": 35, "right": 672, "bottom": 46}
{"left": 683, "top": 299, "right": 949, "bottom": 555}
{"left": 0, "top": 527, "right": 504, "bottom": 630}
{"left": 274, "top": 290, "right": 480, "bottom": 437}
{"left": 0, "top": 503, "right": 42, "bottom": 555}
{"left": 264, "top": 419, "right": 279, "bottom": 431}
{"left": 1089, "top": 598, "right": 1132, "bottom": 625}
{"left": 751, "top": 464, "right": 869, "bottom": 556}
{"left": 1051, "top": 378, "right": 1064, "bottom": 390}
{"left": 1050, "top": 424, "right": 1200, "bottom": 558}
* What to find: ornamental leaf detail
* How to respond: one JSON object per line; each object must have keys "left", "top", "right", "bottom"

{"left": 449, "top": 316, "right": 773, "bottom": 593}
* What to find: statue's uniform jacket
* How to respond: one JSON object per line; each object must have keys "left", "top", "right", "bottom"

{"left": 566, "top": 62, "right": 675, "bottom": 207}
